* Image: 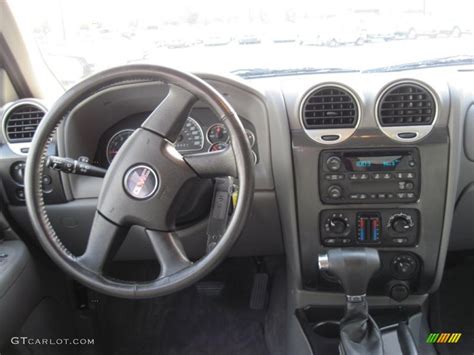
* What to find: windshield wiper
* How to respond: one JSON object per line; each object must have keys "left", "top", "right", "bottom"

{"left": 231, "top": 67, "right": 359, "bottom": 79}
{"left": 365, "top": 55, "right": 474, "bottom": 73}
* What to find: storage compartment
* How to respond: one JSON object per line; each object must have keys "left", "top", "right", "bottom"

{"left": 296, "top": 305, "right": 421, "bottom": 355}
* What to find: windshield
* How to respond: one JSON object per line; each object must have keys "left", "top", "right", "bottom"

{"left": 8, "top": 0, "right": 474, "bottom": 88}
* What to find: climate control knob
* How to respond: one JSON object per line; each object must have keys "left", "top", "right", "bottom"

{"left": 329, "top": 217, "right": 347, "bottom": 234}
{"left": 328, "top": 185, "right": 342, "bottom": 199}
{"left": 326, "top": 156, "right": 342, "bottom": 171}
{"left": 389, "top": 213, "right": 414, "bottom": 233}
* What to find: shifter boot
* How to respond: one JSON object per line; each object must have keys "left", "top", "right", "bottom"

{"left": 339, "top": 298, "right": 384, "bottom": 355}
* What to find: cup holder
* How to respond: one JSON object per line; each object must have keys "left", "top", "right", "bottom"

{"left": 313, "top": 321, "right": 340, "bottom": 339}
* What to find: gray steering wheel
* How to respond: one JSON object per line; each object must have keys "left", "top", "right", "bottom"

{"left": 24, "top": 65, "right": 254, "bottom": 298}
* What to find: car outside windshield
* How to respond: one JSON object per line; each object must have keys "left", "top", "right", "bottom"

{"left": 8, "top": 0, "right": 474, "bottom": 89}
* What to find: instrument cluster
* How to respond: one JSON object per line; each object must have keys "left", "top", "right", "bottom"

{"left": 95, "top": 108, "right": 259, "bottom": 167}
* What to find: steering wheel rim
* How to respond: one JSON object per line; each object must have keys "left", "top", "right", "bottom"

{"left": 24, "top": 64, "right": 254, "bottom": 299}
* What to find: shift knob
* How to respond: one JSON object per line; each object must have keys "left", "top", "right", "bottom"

{"left": 319, "top": 248, "right": 380, "bottom": 298}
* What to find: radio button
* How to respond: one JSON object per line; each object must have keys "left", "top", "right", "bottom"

{"left": 372, "top": 173, "right": 381, "bottom": 180}
{"left": 370, "top": 193, "right": 377, "bottom": 199}
{"left": 383, "top": 173, "right": 393, "bottom": 180}
{"left": 406, "top": 172, "right": 415, "bottom": 179}
{"left": 359, "top": 193, "right": 367, "bottom": 200}
{"left": 325, "top": 174, "right": 344, "bottom": 181}
{"left": 349, "top": 194, "right": 359, "bottom": 200}
{"left": 405, "top": 182, "right": 414, "bottom": 190}
{"left": 387, "top": 193, "right": 395, "bottom": 199}
{"left": 408, "top": 160, "right": 416, "bottom": 168}
{"left": 395, "top": 173, "right": 404, "bottom": 179}
{"left": 360, "top": 173, "right": 369, "bottom": 180}
{"left": 349, "top": 173, "right": 358, "bottom": 180}
{"left": 378, "top": 193, "right": 387, "bottom": 199}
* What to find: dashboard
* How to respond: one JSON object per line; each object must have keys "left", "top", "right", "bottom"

{"left": 0, "top": 67, "right": 473, "bottom": 304}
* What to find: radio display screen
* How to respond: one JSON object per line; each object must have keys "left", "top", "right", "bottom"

{"left": 342, "top": 152, "right": 409, "bottom": 172}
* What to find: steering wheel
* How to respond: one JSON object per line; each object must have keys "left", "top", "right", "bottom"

{"left": 24, "top": 65, "right": 254, "bottom": 298}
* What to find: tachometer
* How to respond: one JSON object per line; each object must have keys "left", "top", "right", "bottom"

{"left": 106, "top": 129, "right": 135, "bottom": 163}
{"left": 175, "top": 117, "right": 204, "bottom": 152}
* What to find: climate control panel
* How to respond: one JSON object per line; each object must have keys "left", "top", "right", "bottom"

{"left": 320, "top": 209, "right": 419, "bottom": 247}
{"left": 319, "top": 148, "right": 420, "bottom": 204}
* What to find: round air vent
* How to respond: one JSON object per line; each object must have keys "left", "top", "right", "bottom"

{"left": 2, "top": 100, "right": 47, "bottom": 155}
{"left": 376, "top": 81, "right": 438, "bottom": 142}
{"left": 300, "top": 84, "right": 360, "bottom": 144}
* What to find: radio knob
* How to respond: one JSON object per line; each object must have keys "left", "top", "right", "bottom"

{"left": 326, "top": 156, "right": 342, "bottom": 171}
{"left": 328, "top": 185, "right": 342, "bottom": 199}
{"left": 389, "top": 213, "right": 414, "bottom": 233}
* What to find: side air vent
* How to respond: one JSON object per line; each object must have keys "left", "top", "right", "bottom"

{"left": 302, "top": 86, "right": 358, "bottom": 129}
{"left": 4, "top": 103, "right": 46, "bottom": 143}
{"left": 378, "top": 83, "right": 435, "bottom": 127}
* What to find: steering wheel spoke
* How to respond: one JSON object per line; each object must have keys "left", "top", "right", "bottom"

{"left": 146, "top": 230, "right": 192, "bottom": 278}
{"left": 141, "top": 84, "right": 197, "bottom": 141}
{"left": 78, "top": 213, "right": 128, "bottom": 273}
{"left": 183, "top": 146, "right": 237, "bottom": 178}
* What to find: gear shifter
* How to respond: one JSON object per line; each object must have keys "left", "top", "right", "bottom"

{"left": 319, "top": 248, "right": 384, "bottom": 355}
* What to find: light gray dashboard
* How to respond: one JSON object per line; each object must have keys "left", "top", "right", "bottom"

{"left": 0, "top": 68, "right": 473, "bottom": 276}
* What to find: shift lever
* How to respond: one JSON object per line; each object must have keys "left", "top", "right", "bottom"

{"left": 319, "top": 247, "right": 380, "bottom": 300}
{"left": 319, "top": 248, "right": 384, "bottom": 355}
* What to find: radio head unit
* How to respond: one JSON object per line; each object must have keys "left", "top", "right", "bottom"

{"left": 319, "top": 148, "right": 420, "bottom": 204}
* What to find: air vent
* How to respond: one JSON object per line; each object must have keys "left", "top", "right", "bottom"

{"left": 378, "top": 83, "right": 435, "bottom": 127}
{"left": 302, "top": 86, "right": 358, "bottom": 129}
{"left": 4, "top": 103, "right": 45, "bottom": 143}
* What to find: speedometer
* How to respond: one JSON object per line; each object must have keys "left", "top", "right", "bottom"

{"left": 174, "top": 117, "right": 204, "bottom": 152}
{"left": 106, "top": 129, "right": 134, "bottom": 163}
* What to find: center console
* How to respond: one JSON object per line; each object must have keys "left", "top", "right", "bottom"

{"left": 287, "top": 77, "right": 451, "bottom": 304}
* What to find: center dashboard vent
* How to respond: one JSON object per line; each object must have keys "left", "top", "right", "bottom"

{"left": 378, "top": 83, "right": 436, "bottom": 127}
{"left": 302, "top": 86, "right": 358, "bottom": 129}
{"left": 4, "top": 103, "right": 46, "bottom": 143}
